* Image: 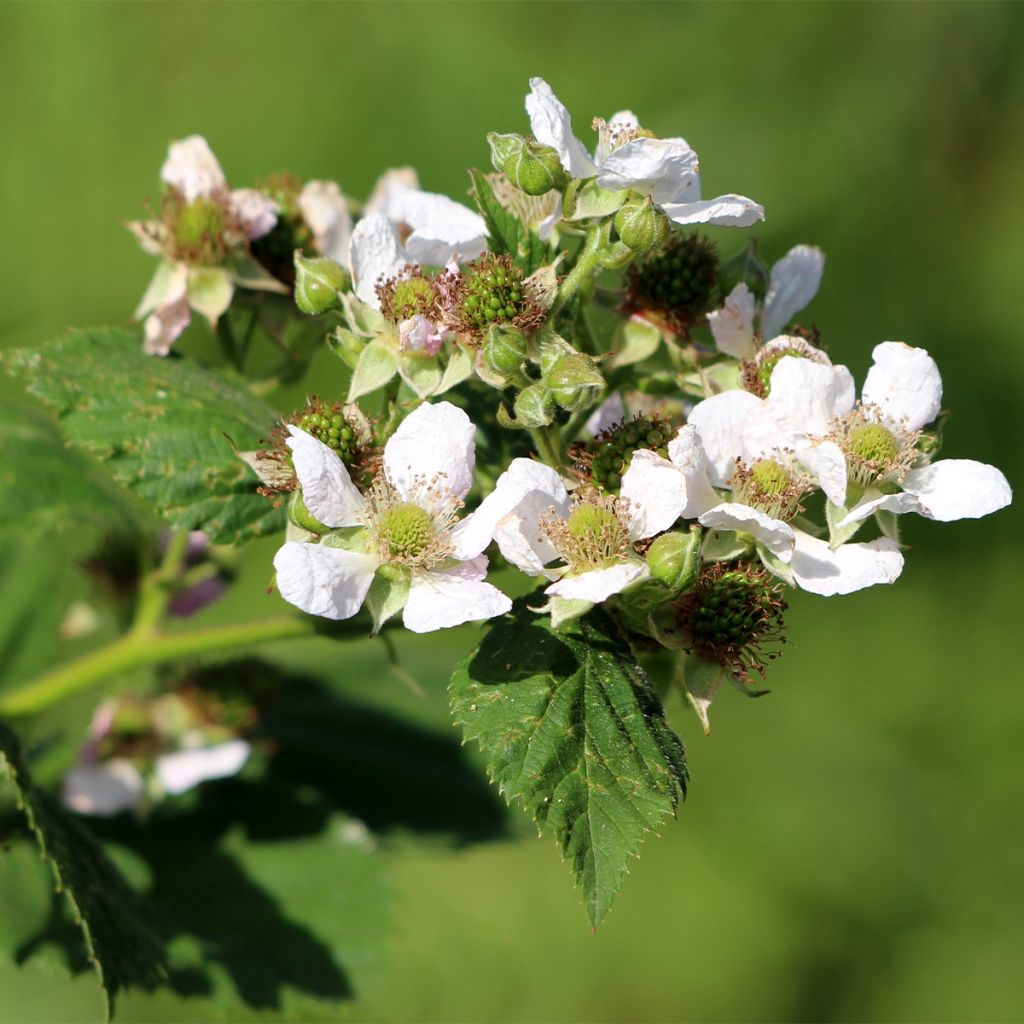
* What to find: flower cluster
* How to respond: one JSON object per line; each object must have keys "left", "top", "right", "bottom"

{"left": 125, "top": 77, "right": 1012, "bottom": 741}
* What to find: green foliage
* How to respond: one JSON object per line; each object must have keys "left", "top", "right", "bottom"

{"left": 0, "top": 721, "right": 166, "bottom": 1020}
{"left": 469, "top": 169, "right": 553, "bottom": 275}
{"left": 450, "top": 603, "right": 688, "bottom": 926}
{"left": 1, "top": 328, "right": 285, "bottom": 546}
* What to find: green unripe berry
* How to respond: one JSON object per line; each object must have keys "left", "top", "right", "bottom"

{"left": 380, "top": 502, "right": 434, "bottom": 559}
{"left": 294, "top": 253, "right": 350, "bottom": 315}
{"left": 646, "top": 530, "right": 702, "bottom": 593}
{"left": 757, "top": 348, "right": 805, "bottom": 394}
{"left": 849, "top": 423, "right": 899, "bottom": 465}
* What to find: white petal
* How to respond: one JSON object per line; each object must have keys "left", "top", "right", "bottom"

{"left": 299, "top": 179, "right": 353, "bottom": 263}
{"left": 403, "top": 558, "right": 511, "bottom": 633}
{"left": 229, "top": 188, "right": 278, "bottom": 240}
{"left": 186, "top": 266, "right": 233, "bottom": 326}
{"left": 364, "top": 167, "right": 420, "bottom": 216}
{"left": 661, "top": 193, "right": 765, "bottom": 227}
{"left": 666, "top": 426, "right": 728, "bottom": 515}
{"left": 585, "top": 392, "right": 626, "bottom": 437}
{"left": 596, "top": 137, "right": 699, "bottom": 205}
{"left": 383, "top": 401, "right": 476, "bottom": 504}
{"left": 620, "top": 449, "right": 695, "bottom": 539}
{"left": 902, "top": 459, "right": 1012, "bottom": 522}
{"left": 687, "top": 392, "right": 764, "bottom": 486}
{"left": 144, "top": 296, "right": 191, "bottom": 356}
{"left": 838, "top": 490, "right": 922, "bottom": 528}
{"left": 386, "top": 189, "right": 488, "bottom": 267}
{"left": 794, "top": 439, "right": 848, "bottom": 507}
{"left": 767, "top": 358, "right": 856, "bottom": 437}
{"left": 273, "top": 541, "right": 378, "bottom": 619}
{"left": 525, "top": 77, "right": 597, "bottom": 178}
{"left": 707, "top": 283, "right": 756, "bottom": 360}
{"left": 349, "top": 213, "right": 406, "bottom": 307}
{"left": 135, "top": 260, "right": 188, "bottom": 320}
{"left": 699, "top": 503, "right": 796, "bottom": 562}
{"left": 546, "top": 561, "right": 647, "bottom": 602}
{"left": 452, "top": 458, "right": 567, "bottom": 561}
{"left": 286, "top": 425, "right": 366, "bottom": 528}
{"left": 862, "top": 341, "right": 943, "bottom": 430}
{"left": 62, "top": 760, "right": 144, "bottom": 816}
{"left": 789, "top": 532, "right": 903, "bottom": 596}
{"left": 761, "top": 245, "right": 825, "bottom": 341}
{"left": 160, "top": 135, "right": 227, "bottom": 202}
{"left": 155, "top": 740, "right": 250, "bottom": 796}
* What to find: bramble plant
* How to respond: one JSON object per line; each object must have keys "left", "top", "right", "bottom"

{"left": 0, "top": 76, "right": 1012, "bottom": 1017}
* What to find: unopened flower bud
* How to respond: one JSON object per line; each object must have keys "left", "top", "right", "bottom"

{"left": 718, "top": 239, "right": 770, "bottom": 303}
{"left": 287, "top": 488, "right": 329, "bottom": 534}
{"left": 483, "top": 324, "right": 529, "bottom": 375}
{"left": 487, "top": 132, "right": 568, "bottom": 196}
{"left": 614, "top": 195, "right": 670, "bottom": 253}
{"left": 546, "top": 353, "right": 604, "bottom": 412}
{"left": 646, "top": 529, "right": 701, "bottom": 593}
{"left": 294, "top": 252, "right": 350, "bottom": 315}
{"left": 513, "top": 381, "right": 557, "bottom": 427}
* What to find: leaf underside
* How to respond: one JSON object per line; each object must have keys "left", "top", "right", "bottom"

{"left": 450, "top": 602, "right": 688, "bottom": 926}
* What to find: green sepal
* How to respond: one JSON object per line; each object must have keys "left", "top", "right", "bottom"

{"left": 607, "top": 317, "right": 662, "bottom": 369}
{"left": 701, "top": 529, "right": 754, "bottom": 563}
{"left": 679, "top": 654, "right": 728, "bottom": 735}
{"left": 563, "top": 178, "right": 630, "bottom": 221}
{"left": 287, "top": 489, "right": 330, "bottom": 534}
{"left": 321, "top": 526, "right": 371, "bottom": 552}
{"left": 436, "top": 344, "right": 474, "bottom": 394}
{"left": 398, "top": 350, "right": 443, "bottom": 398}
{"left": 365, "top": 565, "right": 411, "bottom": 633}
{"left": 328, "top": 325, "right": 369, "bottom": 370}
{"left": 826, "top": 493, "right": 866, "bottom": 549}
{"left": 348, "top": 336, "right": 400, "bottom": 401}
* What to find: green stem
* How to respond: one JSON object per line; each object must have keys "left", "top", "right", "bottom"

{"left": 131, "top": 528, "right": 191, "bottom": 637}
{"left": 528, "top": 425, "right": 564, "bottom": 468}
{"left": 0, "top": 616, "right": 346, "bottom": 718}
{"left": 551, "top": 224, "right": 606, "bottom": 317}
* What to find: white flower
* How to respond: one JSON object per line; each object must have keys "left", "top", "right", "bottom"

{"left": 707, "top": 245, "right": 825, "bottom": 360}
{"left": 349, "top": 170, "right": 487, "bottom": 308}
{"left": 130, "top": 135, "right": 284, "bottom": 355}
{"left": 273, "top": 402, "right": 511, "bottom": 633}
{"left": 63, "top": 759, "right": 145, "bottom": 817}
{"left": 155, "top": 740, "right": 251, "bottom": 796}
{"left": 621, "top": 417, "right": 904, "bottom": 596}
{"left": 456, "top": 458, "right": 668, "bottom": 605}
{"left": 525, "top": 77, "right": 764, "bottom": 228}
{"left": 832, "top": 342, "right": 1012, "bottom": 527}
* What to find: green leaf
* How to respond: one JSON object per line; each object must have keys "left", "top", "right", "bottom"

{"left": 469, "top": 169, "right": 553, "bottom": 275}
{"left": 0, "top": 390, "right": 145, "bottom": 546}
{"left": 450, "top": 603, "right": 688, "bottom": 926}
{"left": 347, "top": 337, "right": 399, "bottom": 401}
{"left": 2, "top": 327, "right": 286, "bottom": 545}
{"left": 0, "top": 721, "right": 166, "bottom": 1019}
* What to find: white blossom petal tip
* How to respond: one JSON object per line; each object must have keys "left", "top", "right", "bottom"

{"left": 155, "top": 740, "right": 251, "bottom": 796}
{"left": 160, "top": 135, "right": 227, "bottom": 203}
{"left": 403, "top": 558, "right": 511, "bottom": 633}
{"left": 862, "top": 341, "right": 943, "bottom": 431}
{"left": 545, "top": 560, "right": 648, "bottom": 603}
{"left": 383, "top": 402, "right": 476, "bottom": 505}
{"left": 273, "top": 541, "right": 378, "bottom": 620}
{"left": 285, "top": 425, "right": 366, "bottom": 528}
{"left": 789, "top": 533, "right": 903, "bottom": 596}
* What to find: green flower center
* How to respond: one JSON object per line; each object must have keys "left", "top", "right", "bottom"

{"left": 757, "top": 348, "right": 804, "bottom": 395}
{"left": 567, "top": 504, "right": 619, "bottom": 543}
{"left": 391, "top": 276, "right": 437, "bottom": 322}
{"left": 175, "top": 197, "right": 225, "bottom": 249}
{"left": 750, "top": 458, "right": 790, "bottom": 497}
{"left": 380, "top": 502, "right": 434, "bottom": 559}
{"left": 461, "top": 260, "right": 525, "bottom": 330}
{"left": 626, "top": 233, "right": 720, "bottom": 331}
{"left": 849, "top": 423, "right": 899, "bottom": 466}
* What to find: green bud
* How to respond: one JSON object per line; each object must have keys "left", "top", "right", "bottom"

{"left": 513, "top": 381, "right": 557, "bottom": 428}
{"left": 487, "top": 132, "right": 568, "bottom": 196}
{"left": 287, "top": 488, "right": 329, "bottom": 534}
{"left": 718, "top": 238, "right": 770, "bottom": 303}
{"left": 614, "top": 194, "right": 671, "bottom": 253}
{"left": 294, "top": 252, "right": 350, "bottom": 315}
{"left": 545, "top": 353, "right": 604, "bottom": 412}
{"left": 483, "top": 323, "right": 529, "bottom": 375}
{"left": 646, "top": 529, "right": 702, "bottom": 593}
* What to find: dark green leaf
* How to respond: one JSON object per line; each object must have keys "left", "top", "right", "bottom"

{"left": 469, "top": 169, "right": 555, "bottom": 275}
{"left": 0, "top": 721, "right": 166, "bottom": 1019}
{"left": 450, "top": 603, "right": 688, "bottom": 926}
{"left": 2, "top": 328, "right": 286, "bottom": 545}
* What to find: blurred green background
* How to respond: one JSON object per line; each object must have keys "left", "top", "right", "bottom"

{"left": 2, "top": 1, "right": 1023, "bottom": 1021}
